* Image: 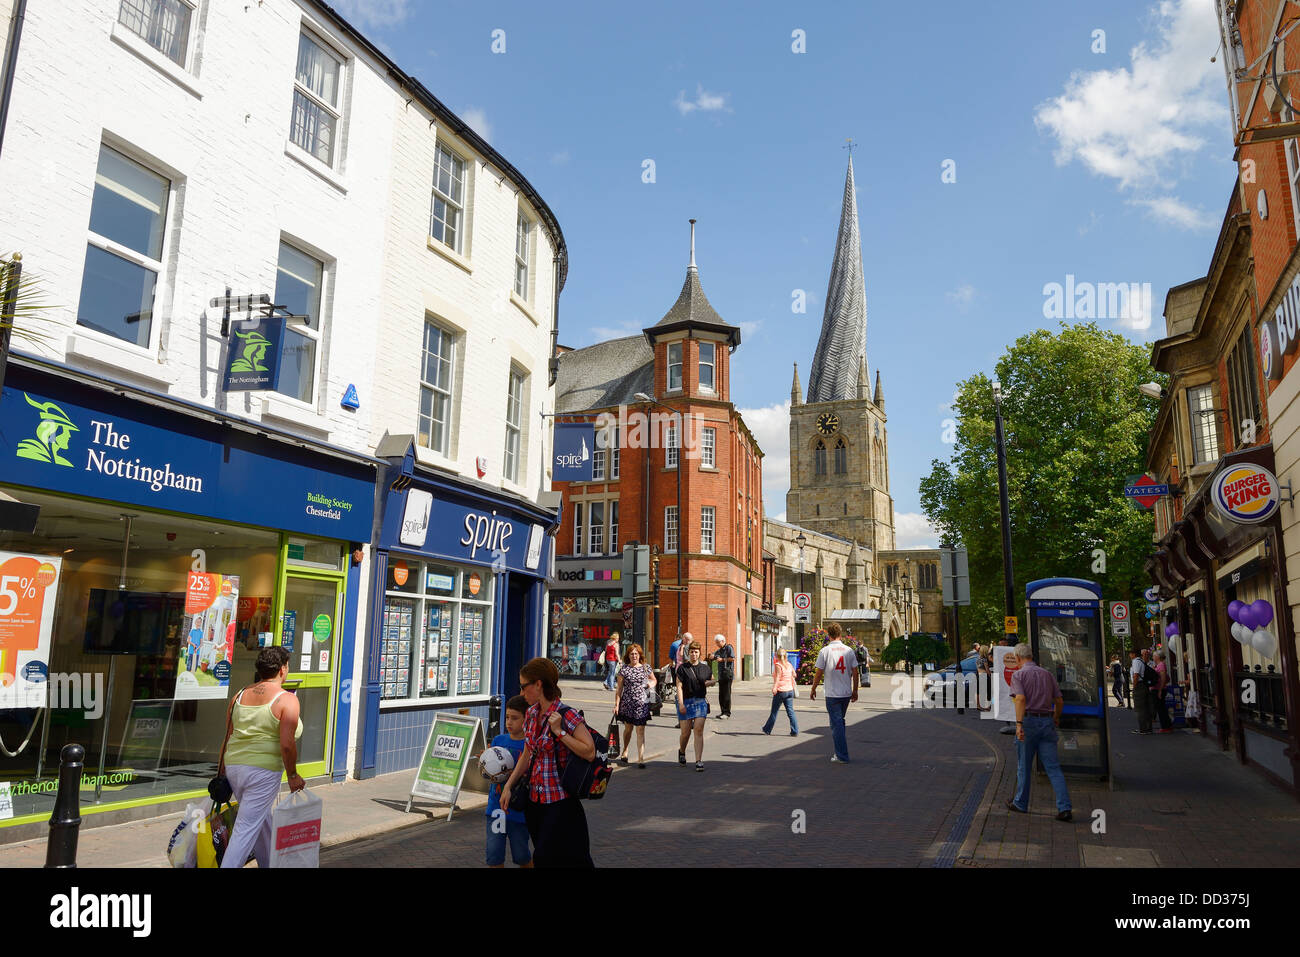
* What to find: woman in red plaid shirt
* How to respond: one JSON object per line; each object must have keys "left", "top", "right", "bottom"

{"left": 498, "top": 657, "right": 596, "bottom": 867}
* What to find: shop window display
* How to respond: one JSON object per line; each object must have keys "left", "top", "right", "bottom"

{"left": 0, "top": 489, "right": 279, "bottom": 824}
{"left": 548, "top": 595, "right": 629, "bottom": 677}
{"left": 380, "top": 558, "right": 493, "bottom": 702}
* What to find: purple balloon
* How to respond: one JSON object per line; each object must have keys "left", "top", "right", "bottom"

{"left": 1237, "top": 605, "right": 1259, "bottom": 630}
{"left": 1228, "top": 600, "right": 1245, "bottom": 622}
{"left": 1164, "top": 622, "right": 1176, "bottom": 637}
{"left": 1252, "top": 600, "right": 1275, "bottom": 628}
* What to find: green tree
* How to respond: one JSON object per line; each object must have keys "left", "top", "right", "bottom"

{"left": 880, "top": 634, "right": 950, "bottom": 669}
{"left": 919, "top": 322, "right": 1161, "bottom": 647}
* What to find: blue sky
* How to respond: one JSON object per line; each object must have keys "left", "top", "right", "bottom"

{"left": 339, "top": 0, "right": 1236, "bottom": 546}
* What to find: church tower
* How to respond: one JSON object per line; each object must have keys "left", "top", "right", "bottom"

{"left": 787, "top": 155, "right": 896, "bottom": 555}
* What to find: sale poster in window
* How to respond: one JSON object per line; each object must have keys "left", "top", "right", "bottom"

{"left": 176, "top": 571, "right": 240, "bottom": 701}
{"left": 0, "top": 550, "right": 63, "bottom": 708}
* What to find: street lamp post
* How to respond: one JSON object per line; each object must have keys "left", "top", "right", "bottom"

{"left": 992, "top": 381, "right": 1016, "bottom": 637}
{"left": 796, "top": 531, "right": 807, "bottom": 645}
{"left": 635, "top": 392, "right": 683, "bottom": 639}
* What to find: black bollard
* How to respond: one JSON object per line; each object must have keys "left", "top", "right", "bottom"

{"left": 488, "top": 694, "right": 502, "bottom": 739}
{"left": 45, "top": 743, "right": 84, "bottom": 869}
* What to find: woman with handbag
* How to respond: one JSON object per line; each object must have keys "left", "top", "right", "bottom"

{"left": 761, "top": 647, "right": 799, "bottom": 736}
{"left": 676, "top": 640, "right": 715, "bottom": 771}
{"left": 498, "top": 657, "right": 596, "bottom": 868}
{"left": 614, "top": 643, "right": 655, "bottom": 767}
{"left": 217, "top": 645, "right": 304, "bottom": 869}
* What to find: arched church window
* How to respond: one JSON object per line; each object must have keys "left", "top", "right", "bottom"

{"left": 834, "top": 438, "right": 847, "bottom": 474}
{"left": 814, "top": 440, "right": 827, "bottom": 476}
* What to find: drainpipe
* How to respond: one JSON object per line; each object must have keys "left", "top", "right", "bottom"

{"left": 0, "top": 0, "right": 28, "bottom": 162}
{"left": 549, "top": 253, "right": 560, "bottom": 386}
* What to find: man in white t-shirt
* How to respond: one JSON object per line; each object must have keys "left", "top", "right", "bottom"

{"left": 810, "top": 623, "right": 859, "bottom": 763}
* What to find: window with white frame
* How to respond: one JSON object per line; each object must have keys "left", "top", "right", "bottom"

{"left": 700, "top": 506, "right": 715, "bottom": 554}
{"left": 291, "top": 31, "right": 343, "bottom": 166}
{"left": 702, "top": 427, "right": 716, "bottom": 467}
{"left": 609, "top": 501, "right": 619, "bottom": 554}
{"left": 592, "top": 433, "right": 606, "bottom": 482}
{"left": 667, "top": 342, "right": 682, "bottom": 391}
{"left": 573, "top": 502, "right": 583, "bottom": 555}
{"left": 665, "top": 505, "right": 678, "bottom": 553}
{"left": 431, "top": 143, "right": 466, "bottom": 253}
{"left": 419, "top": 320, "right": 456, "bottom": 454}
{"left": 274, "top": 242, "right": 325, "bottom": 404}
{"left": 699, "top": 341, "right": 715, "bottom": 392}
{"left": 1187, "top": 384, "right": 1221, "bottom": 465}
{"left": 610, "top": 428, "right": 620, "bottom": 479}
{"left": 118, "top": 0, "right": 193, "bottom": 66}
{"left": 588, "top": 502, "right": 605, "bottom": 556}
{"left": 78, "top": 145, "right": 170, "bottom": 349}
{"left": 666, "top": 420, "right": 678, "bottom": 469}
{"left": 514, "top": 212, "right": 530, "bottom": 298}
{"left": 503, "top": 368, "right": 524, "bottom": 483}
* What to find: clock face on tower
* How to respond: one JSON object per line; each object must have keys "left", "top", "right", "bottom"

{"left": 815, "top": 412, "right": 840, "bottom": 436}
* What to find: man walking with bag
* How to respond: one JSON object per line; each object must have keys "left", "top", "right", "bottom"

{"left": 1130, "top": 648, "right": 1154, "bottom": 734}
{"left": 711, "top": 634, "right": 735, "bottom": 719}
{"left": 809, "top": 623, "right": 858, "bottom": 763}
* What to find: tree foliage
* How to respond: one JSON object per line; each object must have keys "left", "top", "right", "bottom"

{"left": 794, "top": 627, "right": 828, "bottom": 685}
{"left": 918, "top": 323, "right": 1161, "bottom": 647}
{"left": 880, "top": 634, "right": 950, "bottom": 669}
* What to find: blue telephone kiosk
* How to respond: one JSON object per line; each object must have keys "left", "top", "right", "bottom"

{"left": 1025, "top": 578, "right": 1110, "bottom": 780}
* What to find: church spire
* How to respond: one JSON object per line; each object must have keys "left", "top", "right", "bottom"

{"left": 807, "top": 155, "right": 868, "bottom": 404}
{"left": 791, "top": 363, "right": 802, "bottom": 406}
{"left": 873, "top": 370, "right": 884, "bottom": 411}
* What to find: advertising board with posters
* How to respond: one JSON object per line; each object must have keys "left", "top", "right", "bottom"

{"left": 177, "top": 571, "right": 240, "bottom": 700}
{"left": 0, "top": 550, "right": 63, "bottom": 708}
{"left": 990, "top": 644, "right": 1022, "bottom": 722}
{"left": 1211, "top": 463, "right": 1280, "bottom": 525}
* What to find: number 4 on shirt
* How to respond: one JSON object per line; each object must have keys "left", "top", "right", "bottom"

{"left": 834, "top": 656, "right": 846, "bottom": 674}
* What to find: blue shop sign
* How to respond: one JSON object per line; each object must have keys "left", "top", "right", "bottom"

{"left": 222, "top": 316, "right": 285, "bottom": 392}
{"left": 2, "top": 368, "right": 374, "bottom": 541}
{"left": 552, "top": 422, "right": 594, "bottom": 482}
{"left": 385, "top": 485, "right": 548, "bottom": 576}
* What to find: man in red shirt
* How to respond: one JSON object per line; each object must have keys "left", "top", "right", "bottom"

{"left": 602, "top": 633, "right": 620, "bottom": 691}
{"left": 1004, "top": 642, "right": 1072, "bottom": 822}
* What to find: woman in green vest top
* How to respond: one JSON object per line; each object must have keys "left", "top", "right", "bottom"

{"left": 218, "top": 646, "right": 304, "bottom": 868}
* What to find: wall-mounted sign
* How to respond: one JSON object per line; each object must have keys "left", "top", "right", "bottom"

{"left": 400, "top": 489, "right": 433, "bottom": 547}
{"left": 1273, "top": 271, "right": 1300, "bottom": 359}
{"left": 3, "top": 370, "right": 374, "bottom": 541}
{"left": 1211, "top": 463, "right": 1280, "bottom": 525}
{"left": 553, "top": 423, "right": 594, "bottom": 482}
{"left": 340, "top": 384, "right": 360, "bottom": 410}
{"left": 222, "top": 317, "right": 285, "bottom": 392}
{"left": 1123, "top": 474, "right": 1168, "bottom": 510}
{"left": 525, "top": 524, "right": 544, "bottom": 571}
{"left": 1260, "top": 318, "right": 1284, "bottom": 382}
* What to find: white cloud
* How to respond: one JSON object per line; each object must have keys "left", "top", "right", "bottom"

{"left": 675, "top": 84, "right": 731, "bottom": 115}
{"left": 586, "top": 321, "right": 643, "bottom": 343}
{"left": 461, "top": 107, "right": 492, "bottom": 143}
{"left": 894, "top": 512, "right": 940, "bottom": 549}
{"left": 739, "top": 401, "right": 791, "bottom": 519}
{"left": 329, "top": 0, "right": 410, "bottom": 30}
{"left": 1033, "top": 0, "right": 1225, "bottom": 227}
{"left": 945, "top": 284, "right": 976, "bottom": 309}
{"left": 738, "top": 320, "right": 763, "bottom": 339}
{"left": 1128, "top": 195, "right": 1216, "bottom": 230}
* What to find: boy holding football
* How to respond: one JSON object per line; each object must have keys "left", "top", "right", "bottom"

{"left": 486, "top": 695, "right": 533, "bottom": 868}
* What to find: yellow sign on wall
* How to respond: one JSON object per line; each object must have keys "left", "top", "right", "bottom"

{"left": 1004, "top": 616, "right": 1018, "bottom": 634}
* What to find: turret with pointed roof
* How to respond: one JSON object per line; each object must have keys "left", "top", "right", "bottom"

{"left": 806, "top": 156, "right": 868, "bottom": 404}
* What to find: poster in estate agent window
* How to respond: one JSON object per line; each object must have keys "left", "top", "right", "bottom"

{"left": 0, "top": 550, "right": 63, "bottom": 709}
{"left": 176, "top": 571, "right": 240, "bottom": 701}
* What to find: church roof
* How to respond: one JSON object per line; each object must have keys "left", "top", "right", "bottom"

{"left": 554, "top": 335, "right": 654, "bottom": 412}
{"left": 807, "top": 156, "right": 868, "bottom": 403}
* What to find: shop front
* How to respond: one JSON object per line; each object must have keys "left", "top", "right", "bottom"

{"left": 752, "top": 609, "right": 784, "bottom": 677}
{"left": 1147, "top": 445, "right": 1300, "bottom": 792}
{"left": 0, "top": 360, "right": 375, "bottom": 839}
{"left": 548, "top": 556, "right": 628, "bottom": 679}
{"left": 360, "top": 439, "right": 556, "bottom": 777}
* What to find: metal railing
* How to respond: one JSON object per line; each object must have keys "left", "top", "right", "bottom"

{"left": 1235, "top": 666, "right": 1287, "bottom": 732}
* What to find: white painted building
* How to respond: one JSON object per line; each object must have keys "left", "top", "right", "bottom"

{"left": 0, "top": 0, "right": 567, "bottom": 836}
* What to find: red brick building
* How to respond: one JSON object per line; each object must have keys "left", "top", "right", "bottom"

{"left": 550, "top": 237, "right": 765, "bottom": 674}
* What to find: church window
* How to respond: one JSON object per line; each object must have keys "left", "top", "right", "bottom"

{"left": 843, "top": 502, "right": 847, "bottom": 515}
{"left": 834, "top": 438, "right": 847, "bottom": 474}
{"left": 814, "top": 440, "right": 827, "bottom": 476}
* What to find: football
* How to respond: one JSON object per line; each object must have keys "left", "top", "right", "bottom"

{"left": 478, "top": 746, "right": 515, "bottom": 782}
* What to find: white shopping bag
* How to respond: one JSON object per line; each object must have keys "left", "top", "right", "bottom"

{"left": 269, "top": 788, "right": 322, "bottom": 868}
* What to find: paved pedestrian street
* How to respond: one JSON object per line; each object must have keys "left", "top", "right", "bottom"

{"left": 322, "top": 676, "right": 1300, "bottom": 868}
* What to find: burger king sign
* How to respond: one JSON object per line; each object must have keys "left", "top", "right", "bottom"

{"left": 1211, "top": 464, "right": 1280, "bottom": 525}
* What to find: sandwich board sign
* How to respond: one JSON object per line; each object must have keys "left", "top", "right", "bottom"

{"left": 407, "top": 712, "right": 487, "bottom": 821}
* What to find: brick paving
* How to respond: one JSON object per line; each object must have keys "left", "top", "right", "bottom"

{"left": 5, "top": 672, "right": 1299, "bottom": 867}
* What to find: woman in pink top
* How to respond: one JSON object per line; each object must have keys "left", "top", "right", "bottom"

{"left": 761, "top": 648, "right": 799, "bottom": 736}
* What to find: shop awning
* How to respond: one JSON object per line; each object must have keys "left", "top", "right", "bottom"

{"left": 752, "top": 609, "right": 784, "bottom": 628}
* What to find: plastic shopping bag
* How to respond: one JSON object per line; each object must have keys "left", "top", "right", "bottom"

{"left": 165, "top": 801, "right": 208, "bottom": 868}
{"left": 269, "top": 788, "right": 322, "bottom": 868}
{"left": 195, "top": 799, "right": 239, "bottom": 868}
